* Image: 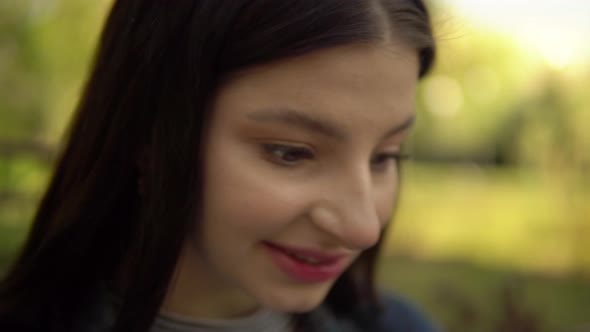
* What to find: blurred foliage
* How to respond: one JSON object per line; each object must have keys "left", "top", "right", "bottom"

{"left": 0, "top": 1, "right": 589, "bottom": 331}
{"left": 378, "top": 255, "right": 590, "bottom": 332}
{"left": 395, "top": 3, "right": 590, "bottom": 275}
{"left": 0, "top": 0, "right": 111, "bottom": 262}
{"left": 0, "top": 0, "right": 110, "bottom": 142}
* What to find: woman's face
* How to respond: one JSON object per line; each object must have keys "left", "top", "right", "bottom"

{"left": 166, "top": 43, "right": 419, "bottom": 318}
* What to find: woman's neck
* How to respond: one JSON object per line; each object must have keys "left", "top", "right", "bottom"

{"left": 161, "top": 245, "right": 261, "bottom": 319}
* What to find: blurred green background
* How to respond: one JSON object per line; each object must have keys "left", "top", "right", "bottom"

{"left": 0, "top": 1, "right": 589, "bottom": 331}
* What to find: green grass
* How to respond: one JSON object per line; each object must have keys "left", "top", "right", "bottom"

{"left": 377, "top": 162, "right": 590, "bottom": 332}
{"left": 388, "top": 162, "right": 590, "bottom": 275}
{"left": 378, "top": 255, "right": 590, "bottom": 332}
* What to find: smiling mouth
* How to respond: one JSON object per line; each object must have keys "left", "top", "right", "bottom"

{"left": 262, "top": 241, "right": 349, "bottom": 283}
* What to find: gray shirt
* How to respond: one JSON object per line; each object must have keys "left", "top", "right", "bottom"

{"left": 69, "top": 287, "right": 441, "bottom": 332}
{"left": 152, "top": 309, "right": 293, "bottom": 332}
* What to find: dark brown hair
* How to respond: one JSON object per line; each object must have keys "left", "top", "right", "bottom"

{"left": 0, "top": 1, "right": 435, "bottom": 331}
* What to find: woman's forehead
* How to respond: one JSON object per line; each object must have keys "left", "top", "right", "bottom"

{"left": 212, "top": 44, "right": 418, "bottom": 135}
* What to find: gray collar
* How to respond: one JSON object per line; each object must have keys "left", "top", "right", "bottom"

{"left": 151, "top": 308, "right": 294, "bottom": 332}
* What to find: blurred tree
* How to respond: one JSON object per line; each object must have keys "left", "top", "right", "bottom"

{"left": 0, "top": 0, "right": 110, "bottom": 146}
{"left": 0, "top": 0, "right": 111, "bottom": 234}
{"left": 410, "top": 25, "right": 542, "bottom": 164}
{"left": 0, "top": 1, "right": 45, "bottom": 141}
{"left": 410, "top": 18, "right": 590, "bottom": 172}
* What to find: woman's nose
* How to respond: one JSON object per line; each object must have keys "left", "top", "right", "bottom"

{"left": 309, "top": 169, "right": 383, "bottom": 250}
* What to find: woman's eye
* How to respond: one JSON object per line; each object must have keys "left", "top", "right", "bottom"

{"left": 263, "top": 144, "right": 314, "bottom": 166}
{"left": 371, "top": 152, "right": 409, "bottom": 171}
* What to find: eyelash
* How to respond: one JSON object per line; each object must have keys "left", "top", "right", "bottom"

{"left": 263, "top": 144, "right": 314, "bottom": 166}
{"left": 370, "top": 152, "right": 410, "bottom": 171}
{"left": 371, "top": 152, "right": 410, "bottom": 164}
{"left": 262, "top": 143, "right": 410, "bottom": 168}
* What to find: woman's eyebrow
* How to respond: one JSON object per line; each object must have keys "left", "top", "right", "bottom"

{"left": 246, "top": 108, "right": 415, "bottom": 142}
{"left": 380, "top": 115, "right": 415, "bottom": 140}
{"left": 246, "top": 108, "right": 347, "bottom": 141}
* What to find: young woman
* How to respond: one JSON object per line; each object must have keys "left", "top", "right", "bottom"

{"left": 0, "top": 1, "right": 437, "bottom": 331}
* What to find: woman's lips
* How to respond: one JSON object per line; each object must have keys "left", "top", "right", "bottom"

{"left": 262, "top": 241, "right": 349, "bottom": 283}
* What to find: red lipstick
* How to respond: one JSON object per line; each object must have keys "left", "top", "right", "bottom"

{"left": 263, "top": 241, "right": 349, "bottom": 283}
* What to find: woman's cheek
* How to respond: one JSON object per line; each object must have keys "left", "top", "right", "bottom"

{"left": 240, "top": 176, "right": 311, "bottom": 228}
{"left": 210, "top": 160, "right": 313, "bottom": 231}
{"left": 375, "top": 173, "right": 400, "bottom": 227}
